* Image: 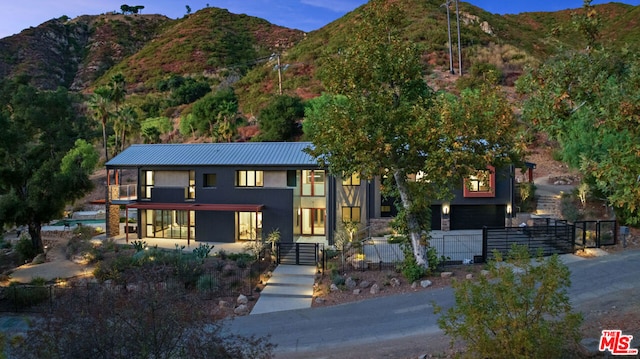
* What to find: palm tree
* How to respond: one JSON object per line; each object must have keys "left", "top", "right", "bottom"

{"left": 115, "top": 105, "right": 140, "bottom": 152}
{"left": 88, "top": 86, "right": 112, "bottom": 162}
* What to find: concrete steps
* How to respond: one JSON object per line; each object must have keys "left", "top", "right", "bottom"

{"left": 536, "top": 194, "right": 561, "bottom": 218}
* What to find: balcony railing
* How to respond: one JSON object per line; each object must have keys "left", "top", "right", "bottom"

{"left": 109, "top": 184, "right": 137, "bottom": 201}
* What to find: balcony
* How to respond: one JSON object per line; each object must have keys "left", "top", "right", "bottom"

{"left": 109, "top": 184, "right": 137, "bottom": 203}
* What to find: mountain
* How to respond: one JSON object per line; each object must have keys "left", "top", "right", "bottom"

{"left": 0, "top": 1, "right": 638, "bottom": 116}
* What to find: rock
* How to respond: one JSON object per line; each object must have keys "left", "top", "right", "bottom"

{"left": 345, "top": 277, "right": 357, "bottom": 289}
{"left": 370, "top": 283, "right": 380, "bottom": 294}
{"left": 314, "top": 297, "right": 325, "bottom": 304}
{"left": 234, "top": 304, "right": 249, "bottom": 315}
{"left": 218, "top": 300, "right": 232, "bottom": 308}
{"left": 411, "top": 281, "right": 418, "bottom": 289}
{"left": 359, "top": 280, "right": 371, "bottom": 288}
{"left": 350, "top": 258, "right": 367, "bottom": 270}
{"left": 32, "top": 253, "right": 46, "bottom": 264}
{"left": 440, "top": 272, "right": 453, "bottom": 278}
{"left": 237, "top": 294, "right": 248, "bottom": 305}
{"left": 330, "top": 283, "right": 339, "bottom": 292}
{"left": 466, "top": 273, "right": 474, "bottom": 280}
{"left": 353, "top": 289, "right": 360, "bottom": 295}
{"left": 390, "top": 278, "right": 401, "bottom": 287}
{"left": 420, "top": 280, "right": 432, "bottom": 288}
{"left": 481, "top": 270, "right": 490, "bottom": 277}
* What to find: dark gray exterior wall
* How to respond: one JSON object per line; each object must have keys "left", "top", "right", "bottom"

{"left": 140, "top": 165, "right": 301, "bottom": 244}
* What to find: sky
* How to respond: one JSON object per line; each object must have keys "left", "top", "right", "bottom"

{"left": 1, "top": 0, "right": 639, "bottom": 39}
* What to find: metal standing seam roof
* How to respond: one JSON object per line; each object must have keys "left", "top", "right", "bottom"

{"left": 106, "top": 142, "right": 318, "bottom": 167}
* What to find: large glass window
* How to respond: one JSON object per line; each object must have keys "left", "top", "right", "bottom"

{"left": 141, "top": 170, "right": 154, "bottom": 199}
{"left": 237, "top": 212, "right": 262, "bottom": 240}
{"left": 236, "top": 170, "right": 264, "bottom": 187}
{"left": 145, "top": 209, "right": 194, "bottom": 239}
{"left": 302, "top": 170, "right": 325, "bottom": 196}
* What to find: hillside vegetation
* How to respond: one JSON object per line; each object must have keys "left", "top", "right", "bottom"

{"left": 0, "top": 1, "right": 639, "bottom": 226}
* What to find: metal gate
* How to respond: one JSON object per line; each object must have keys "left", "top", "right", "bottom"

{"left": 574, "top": 220, "right": 617, "bottom": 249}
{"left": 276, "top": 243, "right": 321, "bottom": 266}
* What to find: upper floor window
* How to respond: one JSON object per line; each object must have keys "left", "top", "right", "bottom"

{"left": 463, "top": 166, "right": 496, "bottom": 198}
{"left": 203, "top": 173, "right": 217, "bottom": 188}
{"left": 186, "top": 170, "right": 196, "bottom": 199}
{"left": 342, "top": 173, "right": 361, "bottom": 186}
{"left": 302, "top": 170, "right": 325, "bottom": 196}
{"left": 236, "top": 170, "right": 263, "bottom": 187}
{"left": 141, "top": 170, "right": 154, "bottom": 199}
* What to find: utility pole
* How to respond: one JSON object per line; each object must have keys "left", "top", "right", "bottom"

{"left": 277, "top": 54, "right": 283, "bottom": 95}
{"left": 455, "top": 0, "right": 462, "bottom": 75}
{"left": 442, "top": 1, "right": 454, "bottom": 74}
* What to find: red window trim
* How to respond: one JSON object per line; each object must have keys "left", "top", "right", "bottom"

{"left": 463, "top": 166, "right": 496, "bottom": 198}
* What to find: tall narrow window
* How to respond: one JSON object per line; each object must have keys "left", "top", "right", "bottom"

{"left": 236, "top": 170, "right": 263, "bottom": 187}
{"left": 186, "top": 170, "right": 196, "bottom": 199}
{"left": 141, "top": 170, "right": 154, "bottom": 199}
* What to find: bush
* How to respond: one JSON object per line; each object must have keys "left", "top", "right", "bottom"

{"left": 561, "top": 195, "right": 582, "bottom": 222}
{"left": 7, "top": 281, "right": 49, "bottom": 309}
{"left": 436, "top": 245, "right": 583, "bottom": 358}
{"left": 196, "top": 275, "right": 218, "bottom": 293}
{"left": 15, "top": 236, "right": 37, "bottom": 264}
{"left": 398, "top": 241, "right": 425, "bottom": 282}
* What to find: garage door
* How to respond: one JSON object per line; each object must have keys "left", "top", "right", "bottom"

{"left": 450, "top": 205, "right": 505, "bottom": 230}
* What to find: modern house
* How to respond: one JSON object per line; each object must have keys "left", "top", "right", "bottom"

{"left": 105, "top": 142, "right": 517, "bottom": 246}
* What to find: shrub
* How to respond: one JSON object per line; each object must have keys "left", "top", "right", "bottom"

{"left": 15, "top": 236, "right": 37, "bottom": 264}
{"left": 196, "top": 275, "right": 218, "bottom": 293}
{"left": 192, "top": 243, "right": 213, "bottom": 262}
{"left": 561, "top": 195, "right": 582, "bottom": 222}
{"left": 436, "top": 245, "right": 583, "bottom": 358}
{"left": 398, "top": 240, "right": 425, "bottom": 282}
{"left": 7, "top": 282, "right": 49, "bottom": 309}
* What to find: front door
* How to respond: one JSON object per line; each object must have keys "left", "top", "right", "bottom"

{"left": 301, "top": 208, "right": 325, "bottom": 235}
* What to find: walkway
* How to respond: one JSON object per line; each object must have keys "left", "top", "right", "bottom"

{"left": 250, "top": 265, "right": 316, "bottom": 315}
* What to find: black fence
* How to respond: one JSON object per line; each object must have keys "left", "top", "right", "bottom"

{"left": 483, "top": 222, "right": 574, "bottom": 261}
{"left": 431, "top": 234, "right": 483, "bottom": 265}
{"left": 574, "top": 220, "right": 617, "bottom": 249}
{"left": 330, "top": 233, "right": 483, "bottom": 272}
{"left": 0, "top": 260, "right": 270, "bottom": 314}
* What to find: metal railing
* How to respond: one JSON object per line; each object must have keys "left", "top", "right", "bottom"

{"left": 109, "top": 184, "right": 137, "bottom": 201}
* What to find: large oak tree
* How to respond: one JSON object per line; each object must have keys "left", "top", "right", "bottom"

{"left": 304, "top": 0, "right": 520, "bottom": 267}
{"left": 0, "top": 79, "right": 98, "bottom": 253}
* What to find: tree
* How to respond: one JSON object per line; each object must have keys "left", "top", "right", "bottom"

{"left": 0, "top": 82, "right": 98, "bottom": 254}
{"left": 304, "top": 0, "right": 520, "bottom": 267}
{"left": 108, "top": 74, "right": 127, "bottom": 155}
{"left": 189, "top": 88, "right": 239, "bottom": 141}
{"left": 113, "top": 105, "right": 140, "bottom": 153}
{"left": 88, "top": 86, "right": 113, "bottom": 162}
{"left": 436, "top": 245, "right": 583, "bottom": 358}
{"left": 257, "top": 95, "right": 304, "bottom": 141}
{"left": 517, "top": 46, "right": 640, "bottom": 224}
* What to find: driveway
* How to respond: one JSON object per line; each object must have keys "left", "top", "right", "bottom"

{"left": 225, "top": 249, "right": 640, "bottom": 358}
